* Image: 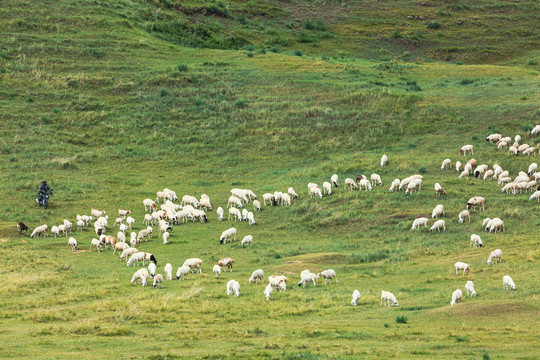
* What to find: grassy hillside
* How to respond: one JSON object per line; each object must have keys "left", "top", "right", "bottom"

{"left": 0, "top": 0, "right": 539, "bottom": 359}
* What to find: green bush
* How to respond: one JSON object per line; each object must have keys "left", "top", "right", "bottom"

{"left": 294, "top": 50, "right": 303, "bottom": 56}
{"left": 234, "top": 99, "right": 246, "bottom": 108}
{"left": 177, "top": 64, "right": 188, "bottom": 72}
{"left": 246, "top": 52, "right": 254, "bottom": 57}
{"left": 392, "top": 28, "right": 403, "bottom": 39}
{"left": 427, "top": 22, "right": 441, "bottom": 29}
{"left": 304, "top": 19, "right": 326, "bottom": 31}
{"left": 455, "top": 336, "right": 468, "bottom": 342}
{"left": 269, "top": 46, "right": 281, "bottom": 53}
{"left": 395, "top": 316, "right": 408, "bottom": 324}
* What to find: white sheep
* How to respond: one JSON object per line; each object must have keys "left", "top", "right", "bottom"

{"left": 76, "top": 219, "right": 85, "bottom": 231}
{"left": 434, "top": 183, "right": 446, "bottom": 196}
{"left": 120, "top": 247, "right": 138, "bottom": 262}
{"left": 67, "top": 237, "right": 77, "bottom": 251}
{"left": 458, "top": 210, "right": 470, "bottom": 223}
{"left": 482, "top": 218, "right": 491, "bottom": 228}
{"left": 344, "top": 178, "right": 358, "bottom": 191}
{"left": 262, "top": 193, "right": 276, "bottom": 206}
{"left": 470, "top": 234, "right": 483, "bottom": 248}
{"left": 153, "top": 274, "right": 164, "bottom": 289}
{"left": 370, "top": 174, "right": 382, "bottom": 186}
{"left": 148, "top": 262, "right": 157, "bottom": 278}
{"left": 317, "top": 269, "right": 337, "bottom": 284}
{"left": 288, "top": 187, "right": 298, "bottom": 199}
{"left": 249, "top": 269, "right": 264, "bottom": 284}
{"left": 164, "top": 263, "right": 173, "bottom": 280}
{"left": 183, "top": 258, "right": 203, "bottom": 274}
{"left": 359, "top": 178, "right": 372, "bottom": 191}
{"left": 212, "top": 264, "right": 222, "bottom": 279}
{"left": 531, "top": 124, "right": 540, "bottom": 135}
{"left": 268, "top": 275, "right": 287, "bottom": 289}
{"left": 454, "top": 262, "right": 471, "bottom": 275}
{"left": 456, "top": 161, "right": 462, "bottom": 172}
{"left": 162, "top": 231, "right": 169, "bottom": 245}
{"left": 220, "top": 228, "right": 237, "bottom": 244}
{"left": 264, "top": 283, "right": 274, "bottom": 301}
{"left": 90, "top": 238, "right": 102, "bottom": 252}
{"left": 528, "top": 163, "right": 538, "bottom": 176}
{"left": 503, "top": 275, "right": 516, "bottom": 290}
{"left": 483, "top": 170, "right": 494, "bottom": 180}
{"left": 227, "top": 196, "right": 243, "bottom": 209}
{"left": 131, "top": 268, "right": 149, "bottom": 285}
{"left": 281, "top": 193, "right": 291, "bottom": 206}
{"left": 467, "top": 197, "right": 485, "bottom": 211}
{"left": 297, "top": 269, "right": 318, "bottom": 287}
{"left": 181, "top": 195, "right": 199, "bottom": 207}
{"left": 465, "top": 281, "right": 476, "bottom": 297}
{"left": 411, "top": 217, "right": 429, "bottom": 230}
{"left": 50, "top": 226, "right": 60, "bottom": 238}
{"left": 176, "top": 265, "right": 191, "bottom": 280}
{"left": 322, "top": 182, "right": 332, "bottom": 195}
{"left": 226, "top": 280, "right": 240, "bottom": 297}
{"left": 127, "top": 252, "right": 145, "bottom": 266}
{"left": 389, "top": 178, "right": 400, "bottom": 193}
{"left": 441, "top": 158, "right": 451, "bottom": 170}
{"left": 126, "top": 216, "right": 135, "bottom": 229}
{"left": 487, "top": 249, "right": 502, "bottom": 265}
{"left": 247, "top": 211, "right": 256, "bottom": 225}
{"left": 253, "top": 200, "right": 261, "bottom": 212}
{"left": 113, "top": 242, "right": 129, "bottom": 254}
{"left": 119, "top": 223, "right": 129, "bottom": 233}
{"left": 242, "top": 209, "right": 249, "bottom": 221}
{"left": 450, "top": 289, "right": 462, "bottom": 306}
{"left": 91, "top": 209, "right": 106, "bottom": 218}
{"left": 430, "top": 220, "right": 445, "bottom": 232}
{"left": 431, "top": 204, "right": 444, "bottom": 218}
{"left": 351, "top": 290, "right": 361, "bottom": 306}
{"left": 273, "top": 191, "right": 283, "bottom": 205}
{"left": 241, "top": 235, "right": 253, "bottom": 247}
{"left": 405, "top": 179, "right": 421, "bottom": 194}
{"left": 459, "top": 144, "right": 474, "bottom": 155}
{"left": 217, "top": 207, "right": 224, "bottom": 221}
{"left": 380, "top": 291, "right": 398, "bottom": 307}
{"left": 380, "top": 154, "right": 388, "bottom": 167}
{"left": 309, "top": 185, "right": 323, "bottom": 198}
{"left": 529, "top": 190, "right": 540, "bottom": 202}
{"left": 228, "top": 207, "right": 241, "bottom": 221}
{"left": 486, "top": 133, "right": 502, "bottom": 143}
{"left": 331, "top": 174, "right": 338, "bottom": 188}
{"left": 488, "top": 218, "right": 504, "bottom": 233}
{"left": 498, "top": 141, "right": 508, "bottom": 150}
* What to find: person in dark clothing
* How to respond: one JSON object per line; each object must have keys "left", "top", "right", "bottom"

{"left": 37, "top": 180, "right": 52, "bottom": 207}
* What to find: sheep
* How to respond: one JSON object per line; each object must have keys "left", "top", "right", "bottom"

{"left": 488, "top": 218, "right": 504, "bottom": 233}
{"left": 242, "top": 189, "right": 257, "bottom": 200}
{"left": 137, "top": 228, "right": 152, "bottom": 242}
{"left": 470, "top": 234, "right": 483, "bottom": 248}
{"left": 143, "top": 214, "right": 152, "bottom": 226}
{"left": 241, "top": 235, "right": 253, "bottom": 247}
{"left": 156, "top": 191, "right": 170, "bottom": 203}
{"left": 483, "top": 170, "right": 494, "bottom": 180}
{"left": 518, "top": 143, "right": 530, "bottom": 153}
{"left": 76, "top": 219, "right": 85, "bottom": 231}
{"left": 380, "top": 154, "right": 388, "bottom": 167}
{"left": 228, "top": 207, "right": 241, "bottom": 221}
{"left": 523, "top": 147, "right": 536, "bottom": 156}
{"left": 227, "top": 196, "right": 243, "bottom": 209}
{"left": 528, "top": 163, "right": 538, "bottom": 176}
{"left": 120, "top": 247, "right": 138, "bottom": 262}
{"left": 268, "top": 275, "right": 287, "bottom": 288}
{"left": 529, "top": 190, "right": 540, "bottom": 202}
{"left": 456, "top": 161, "right": 462, "bottom": 173}
{"left": 531, "top": 125, "right": 540, "bottom": 135}
{"left": 498, "top": 176, "right": 512, "bottom": 186}
{"left": 127, "top": 252, "right": 145, "bottom": 266}
{"left": 119, "top": 223, "right": 129, "bottom": 233}
{"left": 162, "top": 231, "right": 169, "bottom": 245}
{"left": 131, "top": 268, "right": 149, "bottom": 285}
{"left": 459, "top": 145, "right": 474, "bottom": 155}
{"left": 281, "top": 193, "right": 291, "bottom": 206}
{"left": 252, "top": 200, "right": 261, "bottom": 212}
{"left": 454, "top": 262, "right": 471, "bottom": 275}
{"left": 441, "top": 158, "right": 451, "bottom": 170}
{"left": 219, "top": 227, "right": 237, "bottom": 244}
{"left": 63, "top": 220, "right": 72, "bottom": 233}
{"left": 118, "top": 209, "right": 131, "bottom": 218}
{"left": 264, "top": 283, "right": 274, "bottom": 301}
{"left": 459, "top": 170, "right": 469, "bottom": 179}
{"left": 351, "top": 290, "right": 361, "bottom": 306}
{"left": 262, "top": 193, "right": 276, "bottom": 206}
{"left": 231, "top": 189, "right": 249, "bottom": 203}
{"left": 458, "top": 210, "right": 470, "bottom": 223}
{"left": 486, "top": 133, "right": 502, "bottom": 143}
{"left": 308, "top": 185, "right": 323, "bottom": 198}
{"left": 90, "top": 238, "right": 103, "bottom": 252}
{"left": 247, "top": 211, "right": 256, "bottom": 225}
{"left": 297, "top": 270, "right": 318, "bottom": 287}
{"left": 273, "top": 191, "right": 283, "bottom": 205}
{"left": 432, "top": 204, "right": 444, "bottom": 218}
{"left": 191, "top": 209, "right": 207, "bottom": 223}
{"left": 249, "top": 269, "right": 264, "bottom": 284}
{"left": 181, "top": 195, "right": 199, "bottom": 208}
{"left": 113, "top": 242, "right": 129, "bottom": 254}
{"left": 497, "top": 141, "right": 508, "bottom": 150}
{"left": 91, "top": 209, "right": 106, "bottom": 218}
{"left": 212, "top": 264, "right": 222, "bottom": 279}
{"left": 508, "top": 146, "right": 518, "bottom": 155}
{"left": 474, "top": 165, "right": 488, "bottom": 178}
{"left": 389, "top": 178, "right": 400, "bottom": 193}
{"left": 380, "top": 291, "right": 398, "bottom": 307}
{"left": 16, "top": 222, "right": 28, "bottom": 235}
{"left": 288, "top": 187, "right": 298, "bottom": 199}
{"left": 405, "top": 179, "right": 420, "bottom": 194}
{"left": 370, "top": 174, "right": 382, "bottom": 186}
{"left": 153, "top": 274, "right": 164, "bottom": 289}
{"left": 331, "top": 174, "right": 338, "bottom": 188}
{"left": 130, "top": 232, "right": 137, "bottom": 247}
{"left": 430, "top": 220, "right": 445, "bottom": 233}
{"left": 464, "top": 281, "right": 476, "bottom": 297}
{"left": 50, "top": 226, "right": 60, "bottom": 238}
{"left": 176, "top": 265, "right": 191, "bottom": 280}
{"left": 217, "top": 258, "right": 234, "bottom": 272}
{"left": 95, "top": 216, "right": 108, "bottom": 229}
{"left": 450, "top": 289, "right": 463, "bottom": 306}
{"left": 503, "top": 275, "right": 516, "bottom": 290}
{"left": 183, "top": 258, "right": 203, "bottom": 274}
{"left": 226, "top": 280, "right": 240, "bottom": 297}
{"left": 160, "top": 264, "right": 171, "bottom": 281}
{"left": 356, "top": 174, "right": 367, "bottom": 183}
{"left": 467, "top": 197, "right": 485, "bottom": 211}
{"left": 359, "top": 178, "right": 372, "bottom": 191}
{"left": 317, "top": 269, "right": 337, "bottom": 284}
{"left": 514, "top": 134, "right": 521, "bottom": 143}
{"left": 434, "top": 183, "right": 446, "bottom": 196}
{"left": 411, "top": 217, "right": 429, "bottom": 230}
{"left": 148, "top": 262, "right": 157, "bottom": 278}
{"left": 467, "top": 158, "right": 477, "bottom": 167}
{"left": 57, "top": 224, "right": 67, "bottom": 236}
{"left": 67, "top": 237, "right": 77, "bottom": 251}
{"left": 199, "top": 199, "right": 212, "bottom": 211}
{"left": 213, "top": 207, "right": 223, "bottom": 222}
{"left": 487, "top": 249, "right": 502, "bottom": 265}
{"left": 322, "top": 182, "right": 332, "bottom": 195}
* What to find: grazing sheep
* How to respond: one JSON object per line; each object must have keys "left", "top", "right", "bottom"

{"left": 317, "top": 269, "right": 337, "bottom": 284}
{"left": 50, "top": 226, "right": 60, "bottom": 238}
{"left": 137, "top": 228, "right": 152, "bottom": 242}
{"left": 441, "top": 158, "right": 451, "bottom": 170}
{"left": 458, "top": 210, "right": 470, "bottom": 223}
{"left": 227, "top": 196, "right": 243, "bottom": 209}
{"left": 470, "top": 234, "right": 483, "bottom": 248}
{"left": 434, "top": 183, "right": 446, "bottom": 196}
{"left": 241, "top": 235, "right": 253, "bottom": 247}
{"left": 118, "top": 223, "right": 129, "bottom": 233}
{"left": 356, "top": 174, "right": 367, "bottom": 183}
{"left": 163, "top": 264, "right": 173, "bottom": 281}
{"left": 503, "top": 275, "right": 516, "bottom": 290}
{"left": 217, "top": 258, "right": 234, "bottom": 272}
{"left": 331, "top": 174, "right": 338, "bottom": 188}
{"left": 183, "top": 258, "right": 203, "bottom": 274}
{"left": 483, "top": 170, "right": 494, "bottom": 180}
{"left": 351, "top": 290, "right": 361, "bottom": 306}
{"left": 531, "top": 125, "right": 540, "bottom": 135}
{"left": 199, "top": 199, "right": 212, "bottom": 211}
{"left": 456, "top": 161, "right": 462, "bottom": 173}
{"left": 268, "top": 275, "right": 287, "bottom": 288}
{"left": 498, "top": 141, "right": 508, "bottom": 150}
{"left": 370, "top": 174, "right": 382, "bottom": 187}
{"left": 113, "top": 241, "right": 129, "bottom": 254}
{"left": 322, "top": 182, "right": 332, "bottom": 195}
{"left": 247, "top": 211, "right": 256, "bottom": 225}
{"left": 120, "top": 247, "right": 138, "bottom": 262}
{"left": 389, "top": 178, "right": 400, "bottom": 193}
{"left": 127, "top": 252, "right": 145, "bottom": 266}
{"left": 411, "top": 217, "right": 429, "bottom": 230}
{"left": 90, "top": 238, "right": 103, "bottom": 252}
{"left": 228, "top": 207, "right": 241, "bottom": 221}
{"left": 405, "top": 179, "right": 420, "bottom": 194}
{"left": 67, "top": 237, "right": 77, "bottom": 251}
{"left": 508, "top": 146, "right": 518, "bottom": 155}
{"left": 450, "top": 289, "right": 463, "bottom": 306}
{"left": 131, "top": 268, "right": 149, "bottom": 285}
{"left": 288, "top": 187, "right": 298, "bottom": 199}
{"left": 262, "top": 193, "right": 277, "bottom": 206}
{"left": 76, "top": 219, "right": 85, "bottom": 231}
{"left": 191, "top": 209, "right": 207, "bottom": 223}
{"left": 529, "top": 190, "right": 540, "bottom": 202}
{"left": 281, "top": 193, "right": 291, "bottom": 206}
{"left": 273, "top": 192, "right": 283, "bottom": 205}
{"left": 226, "top": 280, "right": 240, "bottom": 297}
{"left": 487, "top": 218, "right": 504, "bottom": 233}
{"left": 249, "top": 269, "right": 264, "bottom": 284}
{"left": 432, "top": 204, "right": 444, "bottom": 218}
{"left": 528, "top": 163, "right": 538, "bottom": 176}
{"left": 91, "top": 209, "right": 106, "bottom": 218}
{"left": 459, "top": 145, "right": 474, "bottom": 155}
{"left": 454, "top": 262, "right": 471, "bottom": 275}
{"left": 430, "top": 220, "right": 446, "bottom": 232}
{"left": 153, "top": 274, "right": 164, "bottom": 289}
{"left": 220, "top": 227, "right": 237, "bottom": 244}
{"left": 252, "top": 200, "right": 261, "bottom": 212}
{"left": 359, "top": 178, "right": 372, "bottom": 192}
{"left": 308, "top": 185, "right": 323, "bottom": 198}
{"left": 297, "top": 270, "right": 318, "bottom": 287}
{"left": 459, "top": 170, "right": 469, "bottom": 179}
{"left": 344, "top": 178, "right": 358, "bottom": 190}
{"left": 181, "top": 195, "right": 199, "bottom": 208}
{"left": 380, "top": 291, "right": 398, "bottom": 307}
{"left": 465, "top": 281, "right": 476, "bottom": 297}
{"left": 380, "top": 154, "right": 388, "bottom": 167}
{"left": 212, "top": 264, "right": 222, "bottom": 279}
{"left": 486, "top": 133, "right": 502, "bottom": 143}
{"left": 264, "top": 283, "right": 274, "bottom": 301}
{"left": 176, "top": 265, "right": 191, "bottom": 280}
{"left": 487, "top": 249, "right": 502, "bottom": 265}
{"left": 217, "top": 207, "right": 224, "bottom": 221}
{"left": 467, "top": 197, "right": 485, "bottom": 211}
{"left": 148, "top": 263, "right": 157, "bottom": 278}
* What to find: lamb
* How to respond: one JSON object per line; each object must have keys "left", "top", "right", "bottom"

{"left": 380, "top": 291, "right": 398, "bottom": 307}
{"left": 131, "top": 268, "right": 149, "bottom": 285}
{"left": 411, "top": 217, "right": 429, "bottom": 230}
{"left": 389, "top": 178, "right": 400, "bottom": 193}
{"left": 241, "top": 235, "right": 253, "bottom": 247}
{"left": 148, "top": 262, "right": 157, "bottom": 278}
{"left": 191, "top": 209, "right": 207, "bottom": 223}
{"left": 183, "top": 258, "right": 203, "bottom": 274}
{"left": 441, "top": 158, "right": 452, "bottom": 170}
{"left": 456, "top": 161, "right": 462, "bottom": 172}
{"left": 113, "top": 242, "right": 129, "bottom": 254}
{"left": 143, "top": 214, "right": 153, "bottom": 225}
{"left": 487, "top": 218, "right": 504, "bottom": 233}
{"left": 264, "top": 283, "right": 274, "bottom": 301}
{"left": 120, "top": 247, "right": 138, "bottom": 262}
{"left": 344, "top": 178, "right": 358, "bottom": 190}
{"left": 322, "top": 182, "right": 332, "bottom": 195}
{"left": 249, "top": 269, "right": 264, "bottom": 284}
{"left": 523, "top": 147, "right": 535, "bottom": 156}
{"left": 217, "top": 258, "right": 234, "bottom": 272}
{"left": 450, "top": 289, "right": 463, "bottom": 306}
{"left": 405, "top": 179, "right": 420, "bottom": 194}
{"left": 317, "top": 269, "right": 337, "bottom": 284}
{"left": 228, "top": 207, "right": 241, "bottom": 221}
{"left": 430, "top": 220, "right": 445, "bottom": 232}
{"left": 220, "top": 227, "right": 237, "bottom": 244}
{"left": 67, "top": 237, "right": 77, "bottom": 251}
{"left": 153, "top": 274, "right": 164, "bottom": 289}
{"left": 454, "top": 262, "right": 471, "bottom": 275}
{"left": 297, "top": 270, "right": 318, "bottom": 287}
{"left": 431, "top": 204, "right": 444, "bottom": 218}
{"left": 370, "top": 174, "right": 382, "bottom": 186}
{"left": 531, "top": 124, "right": 540, "bottom": 135}
{"left": 156, "top": 191, "right": 170, "bottom": 203}
{"left": 380, "top": 154, "right": 388, "bottom": 166}
{"left": 459, "top": 170, "right": 469, "bottom": 179}
{"left": 281, "top": 193, "right": 291, "bottom": 206}
{"left": 273, "top": 191, "right": 283, "bottom": 205}
{"left": 487, "top": 249, "right": 502, "bottom": 265}
{"left": 90, "top": 238, "right": 103, "bottom": 252}
{"left": 331, "top": 174, "right": 338, "bottom": 188}
{"left": 434, "top": 183, "right": 446, "bottom": 196}
{"left": 226, "top": 280, "right": 240, "bottom": 297}
{"left": 176, "top": 265, "right": 191, "bottom": 280}
{"left": 467, "top": 197, "right": 485, "bottom": 211}
{"left": 252, "top": 200, "right": 261, "bottom": 212}
{"left": 288, "top": 187, "right": 298, "bottom": 199}
{"left": 518, "top": 143, "right": 530, "bottom": 153}
{"left": 91, "top": 209, "right": 106, "bottom": 218}
{"left": 262, "top": 193, "right": 276, "bottom": 206}
{"left": 247, "top": 211, "right": 256, "bottom": 225}
{"left": 212, "top": 264, "right": 222, "bottom": 279}
{"left": 459, "top": 145, "right": 474, "bottom": 155}
{"left": 465, "top": 281, "right": 476, "bottom": 297}
{"left": 470, "top": 234, "right": 483, "bottom": 248}
{"left": 351, "top": 290, "right": 361, "bottom": 306}
{"left": 486, "top": 133, "right": 502, "bottom": 143}
{"left": 503, "top": 275, "right": 516, "bottom": 290}
{"left": 508, "top": 146, "right": 518, "bottom": 155}
{"left": 458, "top": 210, "right": 470, "bottom": 223}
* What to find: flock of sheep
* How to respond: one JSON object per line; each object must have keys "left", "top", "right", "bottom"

{"left": 19, "top": 125, "right": 539, "bottom": 306}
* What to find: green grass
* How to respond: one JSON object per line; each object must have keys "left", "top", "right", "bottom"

{"left": 0, "top": 0, "right": 539, "bottom": 358}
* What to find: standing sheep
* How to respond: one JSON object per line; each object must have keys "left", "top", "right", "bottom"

{"left": 176, "top": 265, "right": 191, "bottom": 280}
{"left": 217, "top": 207, "right": 224, "bottom": 221}
{"left": 430, "top": 220, "right": 446, "bottom": 232}
{"left": 465, "top": 281, "right": 476, "bottom": 297}
{"left": 217, "top": 258, "right": 234, "bottom": 272}
{"left": 503, "top": 275, "right": 516, "bottom": 290}
{"left": 370, "top": 174, "right": 382, "bottom": 186}
{"left": 458, "top": 210, "right": 470, "bottom": 223}
{"left": 249, "top": 269, "right": 264, "bottom": 284}
{"left": 411, "top": 217, "right": 429, "bottom": 230}
{"left": 67, "top": 237, "right": 77, "bottom": 251}
{"left": 344, "top": 178, "right": 358, "bottom": 191}
{"left": 434, "top": 183, "right": 446, "bottom": 196}
{"left": 153, "top": 274, "right": 164, "bottom": 289}
{"left": 264, "top": 283, "right": 274, "bottom": 301}
{"left": 450, "top": 289, "right": 463, "bottom": 306}
{"left": 351, "top": 290, "right": 361, "bottom": 306}
{"left": 431, "top": 204, "right": 444, "bottom": 218}
{"left": 317, "top": 269, "right": 337, "bottom": 284}
{"left": 241, "top": 235, "right": 253, "bottom": 247}
{"left": 441, "top": 158, "right": 451, "bottom": 170}
{"left": 467, "top": 197, "right": 485, "bottom": 211}
{"left": 331, "top": 174, "right": 338, "bottom": 188}
{"left": 164, "top": 263, "right": 173, "bottom": 280}
{"left": 212, "top": 264, "right": 222, "bottom": 279}
{"left": 253, "top": 201, "right": 261, "bottom": 212}
{"left": 226, "top": 280, "right": 240, "bottom": 297}
{"left": 183, "top": 258, "right": 203, "bottom": 274}
{"left": 459, "top": 145, "right": 474, "bottom": 155}
{"left": 380, "top": 291, "right": 398, "bottom": 307}
{"left": 380, "top": 154, "right": 388, "bottom": 167}
{"left": 30, "top": 225, "right": 48, "bottom": 238}
{"left": 322, "top": 182, "right": 332, "bottom": 195}
{"left": 470, "top": 234, "right": 483, "bottom": 248}
{"left": 454, "top": 262, "right": 471, "bottom": 275}
{"left": 288, "top": 187, "right": 298, "bottom": 199}
{"left": 487, "top": 249, "right": 502, "bottom": 265}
